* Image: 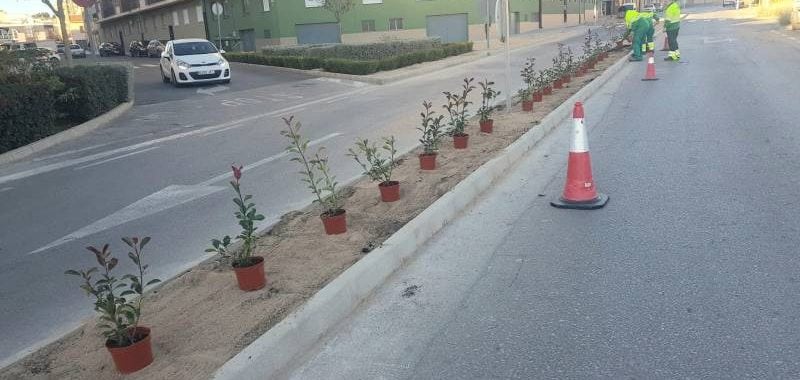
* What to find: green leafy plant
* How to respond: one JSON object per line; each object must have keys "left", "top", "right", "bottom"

{"left": 443, "top": 77, "right": 475, "bottom": 136}
{"left": 281, "top": 116, "right": 343, "bottom": 216}
{"left": 65, "top": 237, "right": 161, "bottom": 347}
{"left": 348, "top": 136, "right": 397, "bottom": 185}
{"left": 477, "top": 79, "right": 500, "bottom": 123}
{"left": 518, "top": 57, "right": 537, "bottom": 100}
{"left": 206, "top": 165, "right": 265, "bottom": 268}
{"left": 418, "top": 100, "right": 445, "bottom": 155}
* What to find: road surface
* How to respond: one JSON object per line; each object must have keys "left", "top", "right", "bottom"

{"left": 289, "top": 8, "right": 800, "bottom": 379}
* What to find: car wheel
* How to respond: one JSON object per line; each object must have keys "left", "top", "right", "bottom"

{"left": 171, "top": 70, "right": 181, "bottom": 87}
{"left": 161, "top": 69, "right": 170, "bottom": 83}
{"left": 222, "top": 79, "right": 231, "bottom": 84}
{"left": 50, "top": 57, "right": 59, "bottom": 63}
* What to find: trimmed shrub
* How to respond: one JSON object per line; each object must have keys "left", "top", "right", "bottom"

{"left": 322, "top": 59, "right": 380, "bottom": 75}
{"left": 262, "top": 39, "right": 443, "bottom": 60}
{"left": 55, "top": 65, "right": 128, "bottom": 122}
{"left": 0, "top": 78, "right": 59, "bottom": 153}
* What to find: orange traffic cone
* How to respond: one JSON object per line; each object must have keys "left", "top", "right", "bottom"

{"left": 642, "top": 53, "right": 658, "bottom": 81}
{"left": 660, "top": 35, "right": 670, "bottom": 51}
{"left": 551, "top": 102, "right": 609, "bottom": 210}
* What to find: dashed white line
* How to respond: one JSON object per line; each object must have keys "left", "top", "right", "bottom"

{"left": 74, "top": 146, "right": 161, "bottom": 170}
{"left": 201, "top": 123, "right": 244, "bottom": 137}
{"left": 0, "top": 187, "right": 13, "bottom": 193}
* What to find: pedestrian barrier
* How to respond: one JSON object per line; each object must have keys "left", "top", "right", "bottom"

{"left": 642, "top": 53, "right": 658, "bottom": 81}
{"left": 550, "top": 102, "right": 609, "bottom": 210}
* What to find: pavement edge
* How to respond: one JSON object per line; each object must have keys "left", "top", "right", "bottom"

{"left": 0, "top": 101, "right": 134, "bottom": 167}
{"left": 213, "top": 49, "right": 632, "bottom": 380}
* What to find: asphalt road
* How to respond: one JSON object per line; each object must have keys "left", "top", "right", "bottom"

{"left": 83, "top": 54, "right": 312, "bottom": 105}
{"left": 0, "top": 26, "right": 594, "bottom": 365}
{"left": 289, "top": 8, "right": 800, "bottom": 379}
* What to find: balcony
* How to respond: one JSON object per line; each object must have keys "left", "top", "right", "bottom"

{"left": 120, "top": 0, "right": 140, "bottom": 12}
{"left": 100, "top": 0, "right": 116, "bottom": 18}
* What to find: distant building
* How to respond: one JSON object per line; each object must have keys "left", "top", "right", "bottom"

{"left": 203, "top": 0, "right": 600, "bottom": 52}
{"left": 0, "top": 6, "right": 86, "bottom": 46}
{"left": 91, "top": 0, "right": 208, "bottom": 49}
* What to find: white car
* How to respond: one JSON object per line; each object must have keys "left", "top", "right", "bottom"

{"left": 69, "top": 44, "right": 86, "bottom": 58}
{"left": 160, "top": 38, "right": 230, "bottom": 87}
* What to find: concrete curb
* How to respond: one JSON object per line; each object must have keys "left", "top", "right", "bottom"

{"left": 0, "top": 101, "right": 134, "bottom": 166}
{"left": 213, "top": 50, "right": 633, "bottom": 380}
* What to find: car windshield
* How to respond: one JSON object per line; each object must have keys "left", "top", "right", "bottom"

{"left": 173, "top": 42, "right": 218, "bottom": 56}
{"left": 70, "top": 45, "right": 80, "bottom": 49}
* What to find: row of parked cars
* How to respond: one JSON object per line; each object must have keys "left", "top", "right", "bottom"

{"left": 98, "top": 40, "right": 166, "bottom": 58}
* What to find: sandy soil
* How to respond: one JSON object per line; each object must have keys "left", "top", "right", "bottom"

{"left": 0, "top": 49, "right": 627, "bottom": 380}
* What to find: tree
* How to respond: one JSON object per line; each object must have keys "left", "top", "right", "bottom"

{"left": 41, "top": 0, "right": 71, "bottom": 65}
{"left": 322, "top": 0, "right": 354, "bottom": 42}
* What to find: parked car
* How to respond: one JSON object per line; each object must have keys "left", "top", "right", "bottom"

{"left": 160, "top": 38, "right": 231, "bottom": 87}
{"left": 56, "top": 43, "right": 65, "bottom": 53}
{"left": 129, "top": 40, "right": 147, "bottom": 57}
{"left": 69, "top": 44, "right": 86, "bottom": 58}
{"left": 35, "top": 47, "right": 61, "bottom": 63}
{"left": 99, "top": 42, "right": 124, "bottom": 56}
{"left": 146, "top": 40, "right": 165, "bottom": 58}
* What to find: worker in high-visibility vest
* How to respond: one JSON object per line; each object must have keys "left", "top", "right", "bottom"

{"left": 623, "top": 9, "right": 648, "bottom": 61}
{"left": 664, "top": 0, "right": 681, "bottom": 61}
{"left": 640, "top": 10, "right": 658, "bottom": 53}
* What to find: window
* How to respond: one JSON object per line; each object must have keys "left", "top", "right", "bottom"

{"left": 182, "top": 8, "right": 190, "bottom": 24}
{"left": 161, "top": 12, "right": 166, "bottom": 25}
{"left": 389, "top": 18, "right": 403, "bottom": 30}
{"left": 362, "top": 0, "right": 382, "bottom": 3}
{"left": 361, "top": 20, "right": 375, "bottom": 32}
{"left": 304, "top": 0, "right": 323, "bottom": 7}
{"left": 263, "top": 29, "right": 271, "bottom": 38}
{"left": 173, "top": 40, "right": 218, "bottom": 55}
{"left": 241, "top": 0, "right": 249, "bottom": 14}
{"left": 262, "top": 0, "right": 270, "bottom": 11}
{"left": 196, "top": 6, "right": 204, "bottom": 22}
{"left": 172, "top": 11, "right": 179, "bottom": 25}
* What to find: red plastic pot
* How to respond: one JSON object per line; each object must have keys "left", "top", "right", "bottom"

{"left": 453, "top": 133, "right": 469, "bottom": 149}
{"left": 233, "top": 256, "right": 266, "bottom": 291}
{"left": 379, "top": 181, "right": 400, "bottom": 202}
{"left": 479, "top": 119, "right": 493, "bottom": 133}
{"left": 321, "top": 209, "right": 347, "bottom": 235}
{"left": 543, "top": 86, "right": 553, "bottom": 95}
{"left": 106, "top": 327, "right": 154, "bottom": 374}
{"left": 532, "top": 92, "right": 543, "bottom": 102}
{"left": 562, "top": 75, "right": 571, "bottom": 84}
{"left": 576, "top": 67, "right": 586, "bottom": 77}
{"left": 588, "top": 60, "right": 596, "bottom": 70}
{"left": 419, "top": 153, "right": 437, "bottom": 170}
{"left": 522, "top": 100, "right": 533, "bottom": 112}
{"left": 553, "top": 79, "right": 563, "bottom": 89}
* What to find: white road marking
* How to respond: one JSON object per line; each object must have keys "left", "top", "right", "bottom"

{"left": 141, "top": 63, "right": 159, "bottom": 67}
{"left": 703, "top": 37, "right": 735, "bottom": 44}
{"left": 0, "top": 87, "right": 367, "bottom": 186}
{"left": 197, "top": 85, "right": 229, "bottom": 96}
{"left": 32, "top": 142, "right": 114, "bottom": 162}
{"left": 201, "top": 123, "right": 243, "bottom": 137}
{"left": 29, "top": 184, "right": 225, "bottom": 255}
{"left": 30, "top": 132, "right": 341, "bottom": 255}
{"left": 197, "top": 132, "right": 341, "bottom": 186}
{"left": 0, "top": 187, "right": 12, "bottom": 193}
{"left": 73, "top": 146, "right": 160, "bottom": 170}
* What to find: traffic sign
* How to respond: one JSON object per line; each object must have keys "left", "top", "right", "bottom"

{"left": 211, "top": 2, "right": 223, "bottom": 16}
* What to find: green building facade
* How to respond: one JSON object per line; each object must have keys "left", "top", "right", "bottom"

{"left": 206, "top": 0, "right": 599, "bottom": 51}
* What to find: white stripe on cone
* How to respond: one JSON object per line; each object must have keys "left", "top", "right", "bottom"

{"left": 570, "top": 118, "right": 589, "bottom": 153}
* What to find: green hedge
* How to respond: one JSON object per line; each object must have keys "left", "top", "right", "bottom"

{"left": 261, "top": 39, "right": 443, "bottom": 61}
{"left": 0, "top": 64, "right": 128, "bottom": 154}
{"left": 55, "top": 65, "right": 129, "bottom": 122}
{"left": 227, "top": 42, "right": 473, "bottom": 76}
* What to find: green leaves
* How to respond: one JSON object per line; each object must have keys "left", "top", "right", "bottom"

{"left": 348, "top": 136, "right": 397, "bottom": 184}
{"left": 419, "top": 101, "right": 445, "bottom": 155}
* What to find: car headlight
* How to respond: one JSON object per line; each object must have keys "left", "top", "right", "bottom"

{"left": 176, "top": 59, "right": 190, "bottom": 70}
{"left": 217, "top": 58, "right": 227, "bottom": 66}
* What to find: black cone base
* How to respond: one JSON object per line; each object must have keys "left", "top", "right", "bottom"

{"left": 550, "top": 193, "right": 609, "bottom": 210}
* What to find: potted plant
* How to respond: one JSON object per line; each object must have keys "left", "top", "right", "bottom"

{"left": 540, "top": 69, "right": 554, "bottom": 96}
{"left": 417, "top": 100, "right": 445, "bottom": 170}
{"left": 477, "top": 79, "right": 500, "bottom": 133}
{"left": 348, "top": 136, "right": 400, "bottom": 202}
{"left": 552, "top": 53, "right": 565, "bottom": 89}
{"left": 561, "top": 45, "right": 576, "bottom": 84}
{"left": 65, "top": 237, "right": 161, "bottom": 374}
{"left": 206, "top": 165, "right": 267, "bottom": 291}
{"left": 519, "top": 57, "right": 536, "bottom": 111}
{"left": 443, "top": 77, "right": 475, "bottom": 149}
{"left": 282, "top": 116, "right": 346, "bottom": 234}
